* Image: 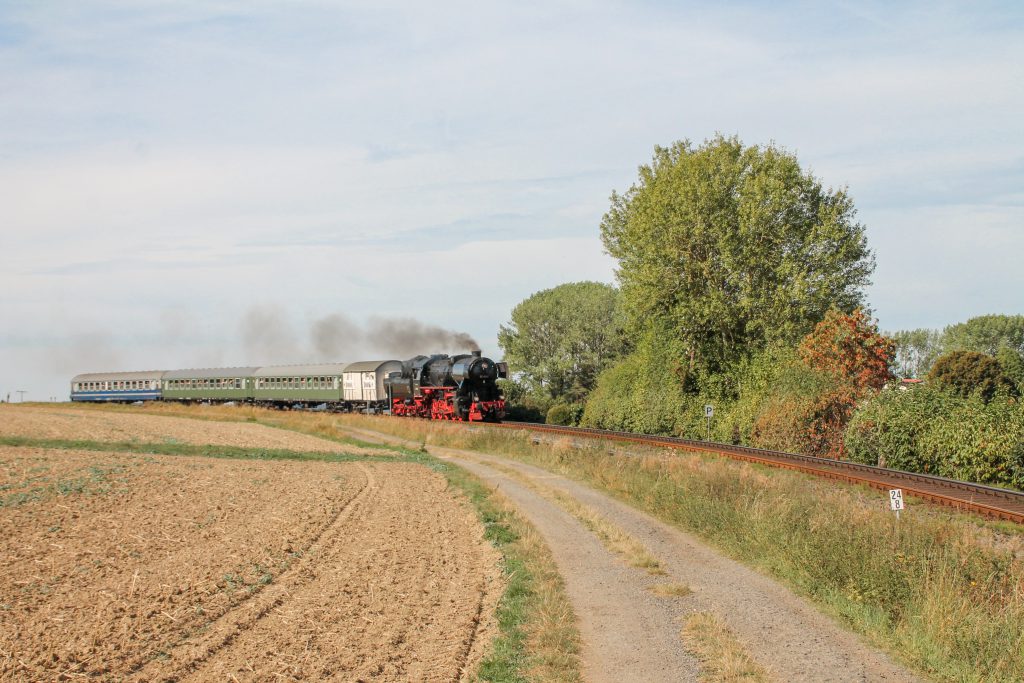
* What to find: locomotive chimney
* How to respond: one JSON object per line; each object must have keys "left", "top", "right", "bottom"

{"left": 472, "top": 350, "right": 482, "bottom": 358}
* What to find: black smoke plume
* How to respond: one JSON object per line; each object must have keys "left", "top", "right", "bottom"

{"left": 365, "top": 317, "right": 480, "bottom": 357}
{"left": 239, "top": 307, "right": 480, "bottom": 362}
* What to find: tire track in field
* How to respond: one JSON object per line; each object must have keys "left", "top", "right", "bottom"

{"left": 132, "top": 463, "right": 379, "bottom": 680}
{"left": 164, "top": 462, "right": 500, "bottom": 682}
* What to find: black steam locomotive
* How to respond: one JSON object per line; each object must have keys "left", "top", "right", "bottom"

{"left": 386, "top": 351, "right": 507, "bottom": 422}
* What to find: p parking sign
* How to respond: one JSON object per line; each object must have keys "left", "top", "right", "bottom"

{"left": 704, "top": 404, "right": 714, "bottom": 418}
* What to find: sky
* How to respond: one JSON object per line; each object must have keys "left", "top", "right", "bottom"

{"left": 1, "top": 0, "right": 1022, "bottom": 401}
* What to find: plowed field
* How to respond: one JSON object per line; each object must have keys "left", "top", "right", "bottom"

{"left": 0, "top": 404, "right": 382, "bottom": 455}
{"left": 0, "top": 416, "right": 501, "bottom": 681}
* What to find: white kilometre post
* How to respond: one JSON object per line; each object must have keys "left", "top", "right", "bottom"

{"left": 889, "top": 488, "right": 905, "bottom": 521}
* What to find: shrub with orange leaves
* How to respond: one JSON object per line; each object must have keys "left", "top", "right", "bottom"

{"left": 794, "top": 309, "right": 895, "bottom": 458}
{"left": 799, "top": 309, "right": 895, "bottom": 392}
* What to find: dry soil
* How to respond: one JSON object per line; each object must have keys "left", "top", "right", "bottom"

{"left": 0, "top": 416, "right": 501, "bottom": 681}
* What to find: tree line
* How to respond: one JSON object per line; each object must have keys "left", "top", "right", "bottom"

{"left": 498, "top": 135, "right": 1024, "bottom": 489}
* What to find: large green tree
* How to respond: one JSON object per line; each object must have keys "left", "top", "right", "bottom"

{"left": 600, "top": 135, "right": 874, "bottom": 374}
{"left": 498, "top": 281, "right": 628, "bottom": 403}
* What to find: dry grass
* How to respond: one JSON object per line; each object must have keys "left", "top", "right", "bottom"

{"left": 650, "top": 582, "right": 693, "bottom": 597}
{"left": 682, "top": 612, "right": 772, "bottom": 682}
{"left": 547, "top": 488, "right": 665, "bottom": 575}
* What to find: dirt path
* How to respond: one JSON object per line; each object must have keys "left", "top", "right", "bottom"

{"left": 448, "top": 451, "right": 700, "bottom": 682}
{"left": 340, "top": 425, "right": 924, "bottom": 682}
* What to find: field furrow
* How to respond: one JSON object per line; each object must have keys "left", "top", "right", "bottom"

{"left": 0, "top": 406, "right": 502, "bottom": 682}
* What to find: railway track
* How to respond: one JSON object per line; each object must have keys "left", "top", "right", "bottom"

{"left": 493, "top": 422, "right": 1024, "bottom": 525}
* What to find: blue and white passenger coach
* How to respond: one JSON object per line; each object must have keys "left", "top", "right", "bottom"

{"left": 70, "top": 371, "right": 165, "bottom": 402}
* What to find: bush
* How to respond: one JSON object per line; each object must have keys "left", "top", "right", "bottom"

{"left": 997, "top": 347, "right": 1024, "bottom": 393}
{"left": 545, "top": 403, "right": 583, "bottom": 426}
{"left": 846, "top": 384, "right": 1024, "bottom": 488}
{"left": 845, "top": 384, "right": 959, "bottom": 472}
{"left": 748, "top": 357, "right": 834, "bottom": 455}
{"left": 499, "top": 377, "right": 548, "bottom": 423}
{"left": 927, "top": 350, "right": 1017, "bottom": 402}
{"left": 705, "top": 345, "right": 794, "bottom": 445}
{"left": 582, "top": 325, "right": 701, "bottom": 436}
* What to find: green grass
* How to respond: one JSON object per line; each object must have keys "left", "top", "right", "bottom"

{"left": 0, "top": 435, "right": 402, "bottom": 464}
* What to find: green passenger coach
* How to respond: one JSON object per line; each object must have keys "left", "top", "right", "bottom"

{"left": 253, "top": 363, "right": 348, "bottom": 407}
{"left": 162, "top": 367, "right": 258, "bottom": 402}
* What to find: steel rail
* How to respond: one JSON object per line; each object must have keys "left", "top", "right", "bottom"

{"left": 490, "top": 422, "right": 1024, "bottom": 525}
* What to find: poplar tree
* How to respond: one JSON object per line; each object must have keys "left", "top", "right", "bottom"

{"left": 600, "top": 135, "right": 874, "bottom": 374}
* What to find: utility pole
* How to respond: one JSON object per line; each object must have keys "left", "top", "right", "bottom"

{"left": 16, "top": 390, "right": 27, "bottom": 403}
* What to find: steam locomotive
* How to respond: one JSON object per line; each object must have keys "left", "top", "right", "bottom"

{"left": 386, "top": 351, "right": 507, "bottom": 422}
{"left": 70, "top": 351, "right": 509, "bottom": 422}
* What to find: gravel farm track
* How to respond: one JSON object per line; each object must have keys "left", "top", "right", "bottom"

{"left": 0, "top": 405, "right": 501, "bottom": 681}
